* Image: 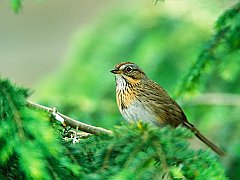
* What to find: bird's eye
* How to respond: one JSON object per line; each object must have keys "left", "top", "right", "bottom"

{"left": 125, "top": 67, "right": 132, "bottom": 73}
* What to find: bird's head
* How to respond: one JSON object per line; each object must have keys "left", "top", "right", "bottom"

{"left": 110, "top": 62, "right": 147, "bottom": 85}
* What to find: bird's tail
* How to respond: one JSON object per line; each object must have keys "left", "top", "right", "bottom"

{"left": 183, "top": 122, "right": 225, "bottom": 156}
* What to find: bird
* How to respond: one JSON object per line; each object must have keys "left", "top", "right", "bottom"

{"left": 110, "top": 62, "right": 225, "bottom": 156}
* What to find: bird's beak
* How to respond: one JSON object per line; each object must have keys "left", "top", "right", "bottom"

{"left": 110, "top": 69, "right": 121, "bottom": 74}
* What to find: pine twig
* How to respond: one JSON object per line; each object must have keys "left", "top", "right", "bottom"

{"left": 26, "top": 100, "right": 112, "bottom": 135}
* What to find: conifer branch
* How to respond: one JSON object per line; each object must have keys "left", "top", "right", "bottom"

{"left": 175, "top": 2, "right": 240, "bottom": 97}
{"left": 26, "top": 100, "right": 112, "bottom": 135}
{"left": 3, "top": 85, "right": 25, "bottom": 140}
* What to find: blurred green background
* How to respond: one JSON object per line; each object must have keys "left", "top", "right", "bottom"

{"left": 1, "top": 0, "right": 239, "bottom": 179}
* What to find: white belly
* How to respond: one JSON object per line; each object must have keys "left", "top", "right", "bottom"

{"left": 120, "top": 99, "right": 158, "bottom": 125}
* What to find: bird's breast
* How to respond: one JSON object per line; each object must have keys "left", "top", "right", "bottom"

{"left": 116, "top": 87, "right": 160, "bottom": 125}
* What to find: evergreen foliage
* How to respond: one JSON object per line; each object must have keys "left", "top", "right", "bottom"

{"left": 176, "top": 2, "right": 240, "bottom": 97}
{"left": 0, "top": 79, "right": 80, "bottom": 179}
{"left": 67, "top": 124, "right": 226, "bottom": 179}
{"left": 174, "top": 4, "right": 240, "bottom": 178}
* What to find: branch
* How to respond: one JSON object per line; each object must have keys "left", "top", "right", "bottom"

{"left": 182, "top": 93, "right": 240, "bottom": 106}
{"left": 26, "top": 100, "right": 112, "bottom": 135}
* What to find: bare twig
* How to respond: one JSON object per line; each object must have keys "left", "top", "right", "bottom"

{"left": 26, "top": 100, "right": 112, "bottom": 135}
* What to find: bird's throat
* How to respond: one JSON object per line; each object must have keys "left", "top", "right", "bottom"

{"left": 115, "top": 75, "right": 138, "bottom": 111}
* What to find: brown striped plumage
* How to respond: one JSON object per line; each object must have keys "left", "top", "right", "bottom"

{"left": 111, "top": 62, "right": 225, "bottom": 156}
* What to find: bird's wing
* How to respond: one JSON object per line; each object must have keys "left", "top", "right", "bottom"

{"left": 138, "top": 80, "right": 187, "bottom": 127}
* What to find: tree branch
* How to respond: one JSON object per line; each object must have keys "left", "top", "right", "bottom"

{"left": 26, "top": 100, "right": 112, "bottom": 135}
{"left": 182, "top": 93, "right": 240, "bottom": 106}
